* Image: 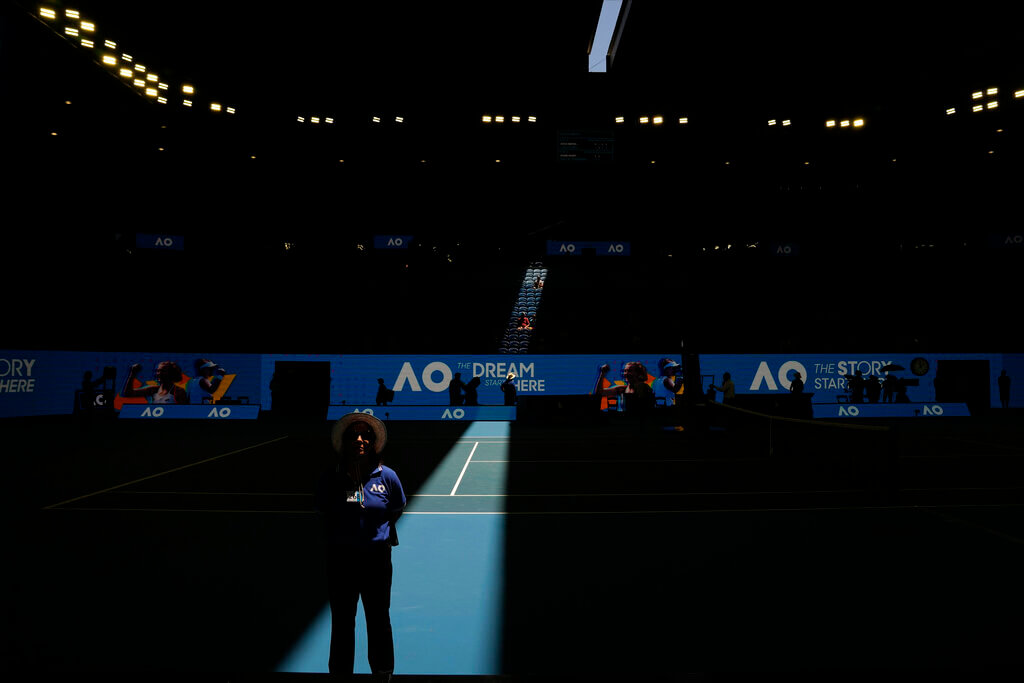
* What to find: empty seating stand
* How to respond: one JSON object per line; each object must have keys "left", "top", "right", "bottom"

{"left": 499, "top": 261, "right": 547, "bottom": 354}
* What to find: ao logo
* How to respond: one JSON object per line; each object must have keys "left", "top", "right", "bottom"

{"left": 140, "top": 406, "right": 165, "bottom": 417}
{"left": 1006, "top": 234, "right": 1023, "bottom": 245}
{"left": 154, "top": 236, "right": 175, "bottom": 247}
{"left": 922, "top": 405, "right": 943, "bottom": 415}
{"left": 608, "top": 243, "right": 625, "bottom": 253}
{"left": 442, "top": 408, "right": 465, "bottom": 419}
{"left": 388, "top": 237, "right": 404, "bottom": 247}
{"left": 394, "top": 361, "right": 453, "bottom": 392}
{"left": 208, "top": 407, "right": 232, "bottom": 418}
{"left": 351, "top": 408, "right": 375, "bottom": 415}
{"left": 776, "top": 245, "right": 793, "bottom": 254}
{"left": 559, "top": 243, "right": 576, "bottom": 253}
{"left": 369, "top": 483, "right": 387, "bottom": 493}
{"left": 838, "top": 405, "right": 860, "bottom": 416}
{"left": 750, "top": 360, "right": 808, "bottom": 392}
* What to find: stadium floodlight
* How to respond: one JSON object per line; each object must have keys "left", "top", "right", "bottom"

{"left": 145, "top": 87, "right": 158, "bottom": 98}
{"left": 134, "top": 63, "right": 145, "bottom": 72}
{"left": 80, "top": 38, "right": 94, "bottom": 48}
{"left": 118, "top": 68, "right": 131, "bottom": 78}
{"left": 395, "top": 116, "right": 404, "bottom": 123}
{"left": 495, "top": 115, "right": 505, "bottom": 123}
{"left": 183, "top": 99, "right": 192, "bottom": 107}
{"left": 372, "top": 116, "right": 381, "bottom": 123}
{"left": 946, "top": 107, "right": 957, "bottom": 115}
{"left": 101, "top": 54, "right": 117, "bottom": 66}
{"left": 840, "top": 120, "right": 850, "bottom": 127}
{"left": 652, "top": 116, "right": 663, "bottom": 125}
{"left": 39, "top": 7, "right": 57, "bottom": 20}
{"left": 768, "top": 119, "right": 777, "bottom": 126}
{"left": 226, "top": 107, "right": 236, "bottom": 114}
{"left": 104, "top": 40, "right": 117, "bottom": 49}
{"left": 853, "top": 119, "right": 864, "bottom": 127}
{"left": 679, "top": 117, "right": 688, "bottom": 124}
{"left": 157, "top": 96, "right": 167, "bottom": 104}
{"left": 210, "top": 102, "right": 222, "bottom": 112}
{"left": 987, "top": 100, "right": 998, "bottom": 109}
{"left": 511, "top": 116, "right": 520, "bottom": 123}
{"left": 146, "top": 73, "right": 158, "bottom": 82}
{"left": 639, "top": 116, "right": 649, "bottom": 124}
{"left": 1016, "top": 90, "right": 1024, "bottom": 99}
{"left": 158, "top": 82, "right": 168, "bottom": 90}
{"left": 614, "top": 116, "right": 625, "bottom": 123}
{"left": 65, "top": 9, "right": 79, "bottom": 19}
{"left": 132, "top": 78, "right": 145, "bottom": 88}
{"left": 987, "top": 87, "right": 998, "bottom": 96}
{"left": 527, "top": 116, "right": 537, "bottom": 122}
{"left": 972, "top": 91, "right": 983, "bottom": 99}
{"left": 297, "top": 116, "right": 304, "bottom": 122}
{"left": 64, "top": 26, "right": 78, "bottom": 36}
{"left": 80, "top": 21, "right": 95, "bottom": 32}
{"left": 311, "top": 116, "right": 320, "bottom": 124}
{"left": 825, "top": 120, "right": 836, "bottom": 128}
{"left": 182, "top": 84, "right": 194, "bottom": 94}
{"left": 324, "top": 117, "right": 333, "bottom": 123}
{"left": 482, "top": 115, "right": 492, "bottom": 123}
{"left": 972, "top": 104, "right": 983, "bottom": 112}
{"left": 121, "top": 53, "right": 132, "bottom": 62}
{"left": 782, "top": 120, "right": 791, "bottom": 126}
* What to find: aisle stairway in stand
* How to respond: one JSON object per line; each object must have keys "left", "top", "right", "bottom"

{"left": 498, "top": 261, "right": 546, "bottom": 354}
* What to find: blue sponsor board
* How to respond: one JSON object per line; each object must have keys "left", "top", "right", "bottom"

{"left": 136, "top": 233, "right": 185, "bottom": 250}
{"left": 698, "top": 353, "right": 1022, "bottom": 410}
{"left": 327, "top": 405, "right": 516, "bottom": 421}
{"left": 0, "top": 350, "right": 261, "bottom": 418}
{"left": 546, "top": 240, "right": 630, "bottom": 256}
{"left": 816, "top": 403, "right": 970, "bottom": 419}
{"left": 374, "top": 235, "right": 413, "bottom": 249}
{"left": 257, "top": 354, "right": 678, "bottom": 409}
{"left": 3, "top": 350, "right": 1023, "bottom": 419}
{"left": 119, "top": 404, "right": 261, "bottom": 419}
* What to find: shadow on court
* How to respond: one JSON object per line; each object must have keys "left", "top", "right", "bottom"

{"left": 6, "top": 414, "right": 469, "bottom": 676}
{"left": 6, "top": 409, "right": 1024, "bottom": 678}
{"left": 500, "top": 406, "right": 1024, "bottom": 676}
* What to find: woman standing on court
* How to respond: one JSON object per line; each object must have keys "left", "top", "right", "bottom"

{"left": 317, "top": 413, "right": 406, "bottom": 682}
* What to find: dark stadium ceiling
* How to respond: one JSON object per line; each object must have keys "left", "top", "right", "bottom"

{"left": 13, "top": 1, "right": 1024, "bottom": 127}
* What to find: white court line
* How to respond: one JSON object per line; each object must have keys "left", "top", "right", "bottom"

{"left": 450, "top": 441, "right": 479, "bottom": 496}
{"left": 41, "top": 436, "right": 290, "bottom": 510}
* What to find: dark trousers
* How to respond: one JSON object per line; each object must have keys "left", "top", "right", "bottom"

{"left": 327, "top": 543, "right": 394, "bottom": 676}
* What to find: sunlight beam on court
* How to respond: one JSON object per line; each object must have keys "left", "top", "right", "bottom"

{"left": 276, "top": 422, "right": 510, "bottom": 675}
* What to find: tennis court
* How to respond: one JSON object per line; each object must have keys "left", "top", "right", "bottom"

{"left": 8, "top": 407, "right": 1024, "bottom": 678}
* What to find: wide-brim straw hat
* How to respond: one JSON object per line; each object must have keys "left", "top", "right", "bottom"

{"left": 331, "top": 412, "right": 387, "bottom": 455}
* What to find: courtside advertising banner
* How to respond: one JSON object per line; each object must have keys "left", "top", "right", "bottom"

{"left": 0, "top": 350, "right": 261, "bottom": 418}
{"left": 259, "top": 354, "right": 682, "bottom": 409}
{"left": 698, "top": 353, "right": 1022, "bottom": 408}
{"left": 2, "top": 351, "right": 1020, "bottom": 418}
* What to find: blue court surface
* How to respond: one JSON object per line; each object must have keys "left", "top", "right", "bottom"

{"left": 8, "top": 410, "right": 1024, "bottom": 678}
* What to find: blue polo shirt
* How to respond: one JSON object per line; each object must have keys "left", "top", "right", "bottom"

{"left": 317, "top": 464, "right": 406, "bottom": 547}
